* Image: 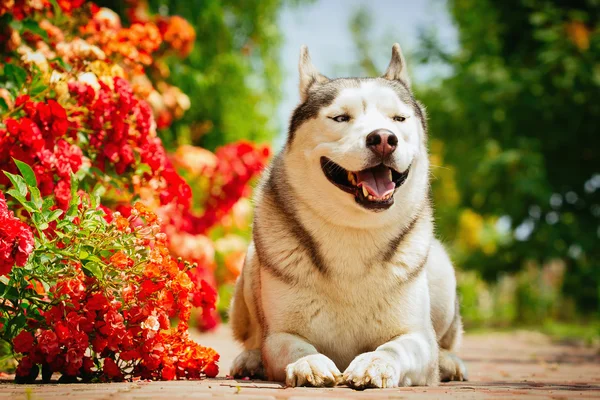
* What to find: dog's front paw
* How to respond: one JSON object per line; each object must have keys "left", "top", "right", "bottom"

{"left": 343, "top": 351, "right": 402, "bottom": 389}
{"left": 231, "top": 349, "right": 265, "bottom": 379}
{"left": 439, "top": 350, "right": 468, "bottom": 382}
{"left": 285, "top": 354, "right": 342, "bottom": 387}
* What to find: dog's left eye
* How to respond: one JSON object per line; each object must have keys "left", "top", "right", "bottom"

{"left": 331, "top": 115, "right": 351, "bottom": 123}
{"left": 393, "top": 116, "right": 407, "bottom": 122}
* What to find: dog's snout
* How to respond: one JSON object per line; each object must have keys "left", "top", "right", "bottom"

{"left": 366, "top": 129, "right": 397, "bottom": 158}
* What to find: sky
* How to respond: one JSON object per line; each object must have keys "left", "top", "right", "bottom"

{"left": 275, "top": 0, "right": 458, "bottom": 145}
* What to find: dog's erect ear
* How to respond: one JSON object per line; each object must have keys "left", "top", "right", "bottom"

{"left": 383, "top": 43, "right": 410, "bottom": 87}
{"left": 298, "top": 45, "right": 328, "bottom": 101}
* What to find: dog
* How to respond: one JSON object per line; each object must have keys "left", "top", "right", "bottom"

{"left": 228, "top": 43, "right": 467, "bottom": 389}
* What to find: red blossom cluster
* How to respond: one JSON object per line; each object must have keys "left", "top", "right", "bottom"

{"left": 0, "top": 192, "right": 34, "bottom": 276}
{"left": 181, "top": 142, "right": 270, "bottom": 234}
{"left": 189, "top": 273, "right": 219, "bottom": 331}
{"left": 12, "top": 204, "right": 219, "bottom": 382}
{"left": 0, "top": 76, "right": 191, "bottom": 211}
{"left": 0, "top": 97, "right": 82, "bottom": 209}
{"left": 69, "top": 77, "right": 153, "bottom": 175}
{"left": 70, "top": 77, "right": 191, "bottom": 207}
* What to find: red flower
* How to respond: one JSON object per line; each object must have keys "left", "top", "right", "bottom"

{"left": 54, "top": 179, "right": 72, "bottom": 210}
{"left": 15, "top": 356, "right": 35, "bottom": 378}
{"left": 87, "top": 292, "right": 109, "bottom": 312}
{"left": 0, "top": 192, "right": 35, "bottom": 276}
{"left": 203, "top": 362, "right": 218, "bottom": 378}
{"left": 161, "top": 362, "right": 176, "bottom": 380}
{"left": 92, "top": 336, "right": 108, "bottom": 353}
{"left": 37, "top": 330, "right": 60, "bottom": 361}
{"left": 13, "top": 331, "right": 35, "bottom": 354}
{"left": 103, "top": 358, "right": 123, "bottom": 380}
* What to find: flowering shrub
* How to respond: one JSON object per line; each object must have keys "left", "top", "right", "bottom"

{"left": 0, "top": 0, "right": 270, "bottom": 383}
{"left": 1, "top": 165, "right": 218, "bottom": 382}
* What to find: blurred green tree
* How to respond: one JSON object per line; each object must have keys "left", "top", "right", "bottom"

{"left": 350, "top": 0, "right": 600, "bottom": 317}
{"left": 100, "top": 0, "right": 304, "bottom": 151}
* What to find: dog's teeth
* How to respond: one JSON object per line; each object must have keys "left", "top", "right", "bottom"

{"left": 347, "top": 171, "right": 358, "bottom": 186}
{"left": 388, "top": 169, "right": 393, "bottom": 181}
{"left": 368, "top": 195, "right": 374, "bottom": 201}
{"left": 362, "top": 186, "right": 369, "bottom": 197}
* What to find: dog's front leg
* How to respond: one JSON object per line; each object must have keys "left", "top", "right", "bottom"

{"left": 343, "top": 331, "right": 439, "bottom": 388}
{"left": 263, "top": 332, "right": 342, "bottom": 387}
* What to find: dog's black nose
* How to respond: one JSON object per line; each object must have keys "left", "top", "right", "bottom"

{"left": 366, "top": 129, "right": 398, "bottom": 158}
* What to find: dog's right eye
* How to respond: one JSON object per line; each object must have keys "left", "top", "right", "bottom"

{"left": 330, "top": 115, "right": 351, "bottom": 123}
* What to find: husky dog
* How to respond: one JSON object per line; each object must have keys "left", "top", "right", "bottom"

{"left": 229, "top": 44, "right": 467, "bottom": 388}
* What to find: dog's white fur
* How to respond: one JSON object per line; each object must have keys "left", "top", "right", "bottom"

{"left": 229, "top": 44, "right": 466, "bottom": 388}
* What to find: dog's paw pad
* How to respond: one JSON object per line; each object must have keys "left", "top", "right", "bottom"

{"left": 285, "top": 354, "right": 342, "bottom": 387}
{"left": 231, "top": 349, "right": 265, "bottom": 379}
{"left": 343, "top": 351, "right": 400, "bottom": 389}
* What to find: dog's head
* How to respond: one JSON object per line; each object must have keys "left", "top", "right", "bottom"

{"left": 282, "top": 44, "right": 429, "bottom": 228}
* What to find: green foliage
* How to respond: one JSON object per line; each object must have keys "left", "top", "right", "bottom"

{"left": 99, "top": 0, "right": 296, "bottom": 150}
{"left": 417, "top": 0, "right": 600, "bottom": 315}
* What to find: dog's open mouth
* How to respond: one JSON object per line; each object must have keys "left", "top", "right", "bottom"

{"left": 320, "top": 157, "right": 409, "bottom": 210}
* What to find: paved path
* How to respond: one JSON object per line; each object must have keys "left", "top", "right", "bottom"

{"left": 1, "top": 325, "right": 599, "bottom": 399}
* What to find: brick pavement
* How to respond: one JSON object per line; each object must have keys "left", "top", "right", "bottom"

{"left": 1, "top": 325, "right": 599, "bottom": 399}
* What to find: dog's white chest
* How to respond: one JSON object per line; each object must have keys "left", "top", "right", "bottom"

{"left": 263, "top": 268, "right": 422, "bottom": 370}
{"left": 311, "top": 278, "right": 407, "bottom": 368}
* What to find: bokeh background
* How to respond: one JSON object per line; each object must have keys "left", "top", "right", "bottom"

{"left": 101, "top": 0, "right": 600, "bottom": 339}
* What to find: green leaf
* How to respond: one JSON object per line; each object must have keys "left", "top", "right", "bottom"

{"left": 14, "top": 159, "right": 37, "bottom": 188}
{"left": 69, "top": 173, "right": 78, "bottom": 204}
{"left": 4, "top": 64, "right": 27, "bottom": 90}
{"left": 21, "top": 19, "right": 49, "bottom": 40}
{"left": 79, "top": 249, "right": 89, "bottom": 260}
{"left": 85, "top": 255, "right": 104, "bottom": 264}
{"left": 4, "top": 171, "right": 27, "bottom": 198}
{"left": 9, "top": 314, "right": 27, "bottom": 337}
{"left": 43, "top": 197, "right": 54, "bottom": 210}
{"left": 134, "top": 163, "right": 152, "bottom": 175}
{"left": 0, "top": 282, "right": 19, "bottom": 301}
{"left": 82, "top": 262, "right": 103, "bottom": 280}
{"left": 29, "top": 186, "right": 43, "bottom": 210}
{"left": 46, "top": 209, "right": 63, "bottom": 222}
{"left": 0, "top": 98, "right": 8, "bottom": 113}
{"left": 8, "top": 19, "right": 22, "bottom": 31}
{"left": 56, "top": 220, "right": 71, "bottom": 230}
{"left": 48, "top": 0, "right": 63, "bottom": 18}
{"left": 90, "top": 183, "right": 106, "bottom": 209}
{"left": 65, "top": 175, "right": 80, "bottom": 218}
{"left": 49, "top": 57, "right": 72, "bottom": 72}
{"left": 6, "top": 190, "right": 35, "bottom": 213}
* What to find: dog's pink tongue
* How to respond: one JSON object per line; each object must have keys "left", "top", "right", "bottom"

{"left": 357, "top": 165, "right": 395, "bottom": 198}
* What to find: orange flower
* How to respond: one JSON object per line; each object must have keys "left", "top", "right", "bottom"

{"left": 134, "top": 202, "right": 157, "bottom": 223}
{"left": 26, "top": 277, "right": 46, "bottom": 295}
{"left": 110, "top": 251, "right": 134, "bottom": 269}
{"left": 175, "top": 271, "right": 193, "bottom": 291}
{"left": 566, "top": 21, "right": 591, "bottom": 51}
{"left": 143, "top": 262, "right": 161, "bottom": 279}
{"left": 115, "top": 215, "right": 129, "bottom": 231}
{"left": 158, "top": 16, "right": 196, "bottom": 57}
